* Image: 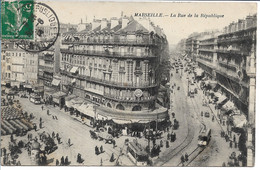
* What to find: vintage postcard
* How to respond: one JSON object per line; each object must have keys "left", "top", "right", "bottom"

{"left": 0, "top": 0, "right": 257, "bottom": 167}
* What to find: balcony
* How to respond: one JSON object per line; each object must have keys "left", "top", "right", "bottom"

{"left": 38, "top": 54, "right": 54, "bottom": 62}
{"left": 60, "top": 49, "right": 156, "bottom": 59}
{"left": 38, "top": 74, "right": 52, "bottom": 81}
{"left": 39, "top": 65, "right": 54, "bottom": 73}
{"left": 216, "top": 49, "right": 249, "bottom": 56}
{"left": 217, "top": 34, "right": 254, "bottom": 44}
{"left": 134, "top": 66, "right": 143, "bottom": 75}
{"left": 103, "top": 93, "right": 156, "bottom": 103}
{"left": 60, "top": 70, "right": 158, "bottom": 89}
{"left": 199, "top": 48, "right": 216, "bottom": 53}
{"left": 61, "top": 39, "right": 157, "bottom": 46}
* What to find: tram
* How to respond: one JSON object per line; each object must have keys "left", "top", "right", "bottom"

{"left": 198, "top": 129, "right": 211, "bottom": 146}
{"left": 127, "top": 141, "right": 148, "bottom": 166}
{"left": 29, "top": 93, "right": 41, "bottom": 104}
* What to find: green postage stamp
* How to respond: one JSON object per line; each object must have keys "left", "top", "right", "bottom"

{"left": 1, "top": 0, "right": 34, "bottom": 39}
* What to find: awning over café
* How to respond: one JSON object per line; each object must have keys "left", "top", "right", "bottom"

{"left": 78, "top": 103, "right": 95, "bottom": 118}
{"left": 51, "top": 79, "right": 61, "bottom": 86}
{"left": 222, "top": 100, "right": 235, "bottom": 111}
{"left": 70, "top": 67, "right": 78, "bottom": 73}
{"left": 215, "top": 92, "right": 228, "bottom": 104}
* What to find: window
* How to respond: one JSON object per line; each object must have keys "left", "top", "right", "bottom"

{"left": 116, "top": 104, "right": 125, "bottom": 110}
{"left": 136, "top": 61, "right": 140, "bottom": 67}
{"left": 132, "top": 105, "right": 142, "bottom": 111}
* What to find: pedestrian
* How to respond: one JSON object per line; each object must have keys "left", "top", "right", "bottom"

{"left": 212, "top": 116, "right": 214, "bottom": 122}
{"left": 55, "top": 116, "right": 58, "bottom": 120}
{"left": 222, "top": 162, "right": 226, "bottom": 167}
{"left": 52, "top": 132, "right": 55, "bottom": 139}
{"left": 61, "top": 156, "right": 64, "bottom": 166}
{"left": 167, "top": 133, "right": 170, "bottom": 140}
{"left": 95, "top": 146, "right": 99, "bottom": 155}
{"left": 56, "top": 159, "right": 59, "bottom": 166}
{"left": 3, "top": 147, "right": 6, "bottom": 156}
{"left": 47, "top": 110, "right": 49, "bottom": 115}
{"left": 229, "top": 141, "right": 233, "bottom": 148}
{"left": 10, "top": 134, "right": 14, "bottom": 142}
{"left": 57, "top": 137, "right": 61, "bottom": 144}
{"left": 166, "top": 140, "right": 169, "bottom": 148}
{"left": 185, "top": 153, "right": 189, "bottom": 161}
{"left": 100, "top": 145, "right": 103, "bottom": 153}
{"left": 39, "top": 122, "right": 42, "bottom": 129}
{"left": 100, "top": 158, "right": 103, "bottom": 166}
{"left": 40, "top": 117, "right": 42, "bottom": 122}
{"left": 68, "top": 138, "right": 71, "bottom": 146}
{"left": 56, "top": 133, "right": 59, "bottom": 139}
{"left": 3, "top": 155, "right": 7, "bottom": 165}
{"left": 160, "top": 140, "right": 163, "bottom": 147}
{"left": 41, "top": 105, "right": 44, "bottom": 110}
{"left": 110, "top": 153, "right": 115, "bottom": 162}
{"left": 113, "top": 140, "right": 116, "bottom": 148}
{"left": 181, "top": 155, "right": 185, "bottom": 165}
{"left": 77, "top": 153, "right": 82, "bottom": 163}
{"left": 233, "top": 134, "right": 236, "bottom": 143}
{"left": 65, "top": 156, "right": 69, "bottom": 165}
{"left": 33, "top": 124, "right": 37, "bottom": 132}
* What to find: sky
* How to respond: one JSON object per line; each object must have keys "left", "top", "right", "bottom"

{"left": 39, "top": 1, "right": 256, "bottom": 45}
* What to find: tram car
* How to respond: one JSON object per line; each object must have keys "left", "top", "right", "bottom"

{"left": 198, "top": 129, "right": 211, "bottom": 146}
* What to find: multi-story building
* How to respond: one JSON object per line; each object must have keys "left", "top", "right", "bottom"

{"left": 1, "top": 41, "right": 38, "bottom": 87}
{"left": 197, "top": 32, "right": 220, "bottom": 78}
{"left": 60, "top": 16, "right": 168, "bottom": 123}
{"left": 38, "top": 23, "right": 77, "bottom": 90}
{"left": 185, "top": 34, "right": 200, "bottom": 61}
{"left": 185, "top": 14, "right": 256, "bottom": 166}
{"left": 217, "top": 14, "right": 256, "bottom": 166}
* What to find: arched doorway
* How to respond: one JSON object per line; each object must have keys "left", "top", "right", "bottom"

{"left": 107, "top": 103, "right": 112, "bottom": 108}
{"left": 116, "top": 104, "right": 125, "bottom": 110}
{"left": 85, "top": 94, "right": 91, "bottom": 99}
{"left": 132, "top": 105, "right": 142, "bottom": 111}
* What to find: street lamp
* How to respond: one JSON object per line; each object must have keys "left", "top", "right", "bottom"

{"left": 187, "top": 79, "right": 190, "bottom": 96}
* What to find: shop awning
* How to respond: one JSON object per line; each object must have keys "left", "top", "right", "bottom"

{"left": 112, "top": 119, "right": 132, "bottom": 125}
{"left": 66, "top": 97, "right": 85, "bottom": 108}
{"left": 11, "top": 81, "right": 20, "bottom": 88}
{"left": 70, "top": 67, "right": 78, "bottom": 73}
{"left": 78, "top": 103, "right": 95, "bottom": 118}
{"left": 65, "top": 94, "right": 77, "bottom": 101}
{"left": 215, "top": 92, "right": 227, "bottom": 104}
{"left": 51, "top": 79, "right": 61, "bottom": 86}
{"left": 157, "top": 97, "right": 164, "bottom": 104}
{"left": 222, "top": 100, "right": 235, "bottom": 111}
{"left": 52, "top": 91, "right": 67, "bottom": 98}
{"left": 231, "top": 114, "right": 247, "bottom": 128}
{"left": 24, "top": 84, "right": 32, "bottom": 88}
{"left": 195, "top": 68, "right": 204, "bottom": 76}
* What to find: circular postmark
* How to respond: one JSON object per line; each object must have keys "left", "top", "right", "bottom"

{"left": 17, "top": 2, "right": 60, "bottom": 52}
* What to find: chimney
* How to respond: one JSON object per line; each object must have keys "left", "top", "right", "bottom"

{"left": 101, "top": 18, "right": 108, "bottom": 30}
{"left": 122, "top": 16, "right": 129, "bottom": 28}
{"left": 111, "top": 17, "right": 119, "bottom": 29}
{"left": 92, "top": 19, "right": 101, "bottom": 30}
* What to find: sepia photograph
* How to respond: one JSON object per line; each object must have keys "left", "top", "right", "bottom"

{"left": 0, "top": 0, "right": 257, "bottom": 167}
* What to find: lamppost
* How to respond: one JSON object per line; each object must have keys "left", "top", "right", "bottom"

{"left": 187, "top": 78, "right": 190, "bottom": 96}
